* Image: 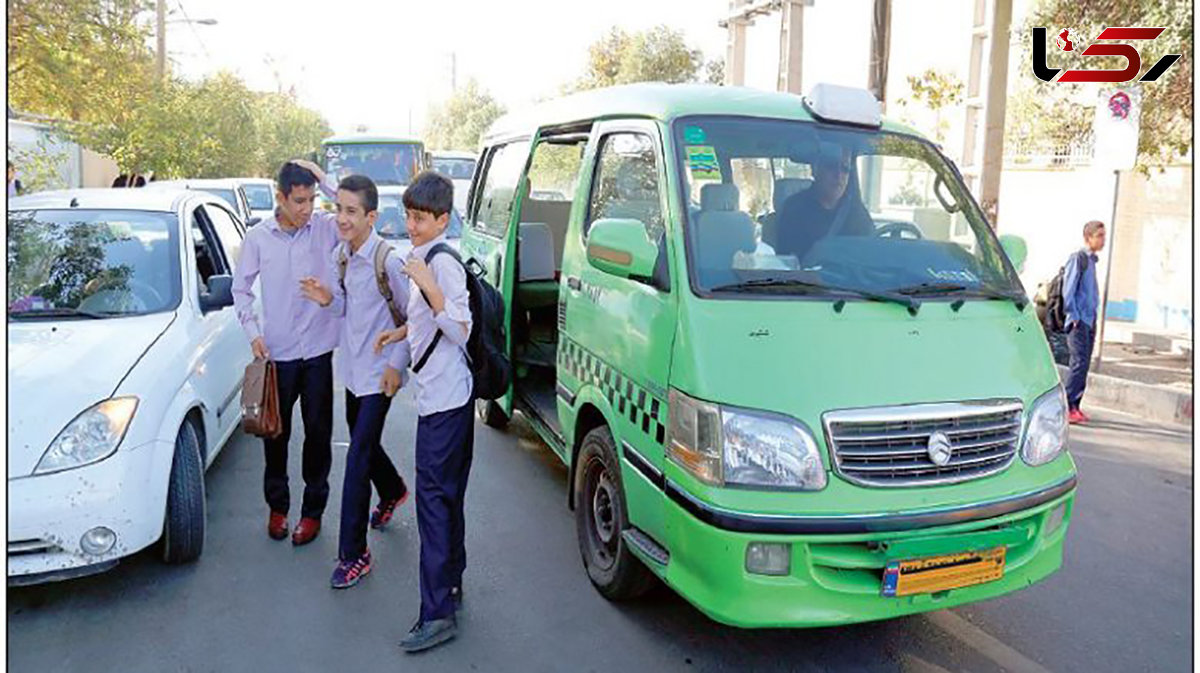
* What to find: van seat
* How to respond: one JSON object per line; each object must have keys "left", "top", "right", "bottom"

{"left": 695, "top": 184, "right": 755, "bottom": 287}
{"left": 518, "top": 222, "right": 559, "bottom": 310}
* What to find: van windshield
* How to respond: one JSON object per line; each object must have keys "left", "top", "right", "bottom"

{"left": 324, "top": 142, "right": 422, "bottom": 186}
{"left": 672, "top": 116, "right": 1023, "bottom": 300}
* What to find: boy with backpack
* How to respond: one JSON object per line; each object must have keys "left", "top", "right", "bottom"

{"left": 299, "top": 174, "right": 411, "bottom": 589}
{"left": 382, "top": 171, "right": 478, "bottom": 653}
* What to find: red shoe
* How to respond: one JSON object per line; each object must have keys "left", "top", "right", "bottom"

{"left": 268, "top": 512, "right": 288, "bottom": 540}
{"left": 1068, "top": 409, "right": 1087, "bottom": 425}
{"left": 1078, "top": 409, "right": 1091, "bottom": 423}
{"left": 292, "top": 517, "right": 321, "bottom": 546}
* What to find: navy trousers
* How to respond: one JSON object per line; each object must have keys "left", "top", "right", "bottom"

{"left": 1066, "top": 321, "right": 1096, "bottom": 410}
{"left": 263, "top": 352, "right": 333, "bottom": 520}
{"left": 338, "top": 391, "right": 406, "bottom": 561}
{"left": 416, "top": 399, "right": 475, "bottom": 623}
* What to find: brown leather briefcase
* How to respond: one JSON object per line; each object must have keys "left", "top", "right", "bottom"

{"left": 242, "top": 358, "right": 282, "bottom": 438}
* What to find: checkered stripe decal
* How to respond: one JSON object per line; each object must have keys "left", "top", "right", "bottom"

{"left": 559, "top": 338, "right": 667, "bottom": 446}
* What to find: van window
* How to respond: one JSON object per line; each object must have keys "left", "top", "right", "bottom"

{"left": 473, "top": 140, "right": 531, "bottom": 238}
{"left": 527, "top": 142, "right": 584, "bottom": 202}
{"left": 586, "top": 133, "right": 664, "bottom": 243}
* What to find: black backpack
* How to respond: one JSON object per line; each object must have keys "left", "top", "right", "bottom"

{"left": 412, "top": 243, "right": 512, "bottom": 401}
{"left": 1040, "top": 251, "right": 1089, "bottom": 333}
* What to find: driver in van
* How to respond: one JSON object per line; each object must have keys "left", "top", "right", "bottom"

{"left": 774, "top": 143, "right": 875, "bottom": 262}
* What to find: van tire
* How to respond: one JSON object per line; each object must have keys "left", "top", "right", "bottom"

{"left": 160, "top": 420, "right": 206, "bottom": 564}
{"left": 574, "top": 425, "right": 654, "bottom": 600}
{"left": 478, "top": 399, "right": 510, "bottom": 429}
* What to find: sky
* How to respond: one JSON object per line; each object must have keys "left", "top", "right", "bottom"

{"left": 166, "top": 0, "right": 1035, "bottom": 149}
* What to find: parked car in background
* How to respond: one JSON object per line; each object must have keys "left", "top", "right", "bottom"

{"left": 374, "top": 192, "right": 464, "bottom": 256}
{"left": 7, "top": 187, "right": 254, "bottom": 584}
{"left": 235, "top": 177, "right": 276, "bottom": 224}
{"left": 431, "top": 150, "right": 477, "bottom": 214}
{"left": 147, "top": 179, "right": 257, "bottom": 227}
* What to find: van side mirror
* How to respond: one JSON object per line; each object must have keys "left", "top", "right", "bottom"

{"left": 200, "top": 274, "right": 235, "bottom": 312}
{"left": 998, "top": 234, "right": 1028, "bottom": 273}
{"left": 586, "top": 218, "right": 658, "bottom": 281}
{"left": 245, "top": 216, "right": 262, "bottom": 227}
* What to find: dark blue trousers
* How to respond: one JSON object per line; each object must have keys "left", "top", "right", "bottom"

{"left": 416, "top": 399, "right": 475, "bottom": 623}
{"left": 338, "top": 391, "right": 406, "bottom": 561}
{"left": 263, "top": 352, "right": 333, "bottom": 520}
{"left": 1066, "top": 321, "right": 1096, "bottom": 410}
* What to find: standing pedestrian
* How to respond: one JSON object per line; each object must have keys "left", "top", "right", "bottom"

{"left": 1064, "top": 219, "right": 1106, "bottom": 424}
{"left": 232, "top": 159, "right": 340, "bottom": 544}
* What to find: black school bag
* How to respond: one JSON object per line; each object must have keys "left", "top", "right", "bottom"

{"left": 1040, "top": 250, "right": 1089, "bottom": 333}
{"left": 411, "top": 243, "right": 512, "bottom": 400}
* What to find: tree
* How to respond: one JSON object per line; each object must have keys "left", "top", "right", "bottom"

{"left": 896, "top": 68, "right": 965, "bottom": 144}
{"left": 1021, "top": 0, "right": 1192, "bottom": 170}
{"left": 424, "top": 79, "right": 506, "bottom": 152}
{"left": 573, "top": 26, "right": 706, "bottom": 91}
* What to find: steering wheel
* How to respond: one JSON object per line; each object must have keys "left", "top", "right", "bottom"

{"left": 876, "top": 221, "right": 925, "bottom": 240}
{"left": 78, "top": 278, "right": 163, "bottom": 313}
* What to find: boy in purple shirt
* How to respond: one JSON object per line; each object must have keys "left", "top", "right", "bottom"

{"left": 300, "top": 175, "right": 411, "bottom": 588}
{"left": 232, "top": 160, "right": 341, "bottom": 545}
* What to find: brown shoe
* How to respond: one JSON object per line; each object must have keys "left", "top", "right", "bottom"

{"left": 292, "top": 517, "right": 321, "bottom": 546}
{"left": 268, "top": 512, "right": 288, "bottom": 540}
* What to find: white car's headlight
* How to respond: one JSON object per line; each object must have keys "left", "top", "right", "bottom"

{"left": 1021, "top": 386, "right": 1067, "bottom": 466}
{"left": 35, "top": 397, "right": 138, "bottom": 475}
{"left": 667, "top": 389, "right": 826, "bottom": 490}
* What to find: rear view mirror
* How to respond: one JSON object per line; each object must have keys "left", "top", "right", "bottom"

{"left": 998, "top": 234, "right": 1028, "bottom": 273}
{"left": 586, "top": 218, "right": 658, "bottom": 281}
{"left": 200, "top": 274, "right": 234, "bottom": 312}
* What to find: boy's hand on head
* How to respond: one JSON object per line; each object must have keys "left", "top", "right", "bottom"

{"left": 374, "top": 325, "right": 408, "bottom": 354}
{"left": 403, "top": 259, "right": 435, "bottom": 292}
{"left": 381, "top": 367, "right": 403, "bottom": 397}
{"left": 290, "top": 159, "right": 325, "bottom": 182}
{"left": 299, "top": 277, "right": 333, "bottom": 307}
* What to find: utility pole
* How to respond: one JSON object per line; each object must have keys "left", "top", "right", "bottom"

{"left": 722, "top": 0, "right": 750, "bottom": 86}
{"left": 451, "top": 52, "right": 458, "bottom": 92}
{"left": 776, "top": 0, "right": 805, "bottom": 93}
{"left": 156, "top": 0, "right": 166, "bottom": 79}
{"left": 979, "top": 0, "right": 1013, "bottom": 227}
{"left": 867, "top": 0, "right": 891, "bottom": 107}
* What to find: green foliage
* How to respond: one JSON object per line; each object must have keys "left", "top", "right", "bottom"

{"left": 8, "top": 139, "right": 71, "bottom": 193}
{"left": 895, "top": 68, "right": 964, "bottom": 143}
{"left": 1020, "top": 0, "right": 1193, "bottom": 170}
{"left": 573, "top": 25, "right": 707, "bottom": 91}
{"left": 9, "top": 0, "right": 331, "bottom": 179}
{"left": 424, "top": 79, "right": 506, "bottom": 152}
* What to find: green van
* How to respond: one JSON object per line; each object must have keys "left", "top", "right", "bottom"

{"left": 460, "top": 83, "right": 1075, "bottom": 628}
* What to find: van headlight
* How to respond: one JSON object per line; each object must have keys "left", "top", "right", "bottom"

{"left": 35, "top": 397, "right": 138, "bottom": 475}
{"left": 667, "top": 389, "right": 826, "bottom": 490}
{"left": 1021, "top": 386, "right": 1067, "bottom": 466}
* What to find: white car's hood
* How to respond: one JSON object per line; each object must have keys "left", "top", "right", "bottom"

{"left": 7, "top": 312, "right": 175, "bottom": 477}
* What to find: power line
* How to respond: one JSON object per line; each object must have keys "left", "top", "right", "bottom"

{"left": 174, "top": 0, "right": 213, "bottom": 66}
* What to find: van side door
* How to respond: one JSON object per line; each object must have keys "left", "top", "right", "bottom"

{"left": 559, "top": 119, "right": 677, "bottom": 544}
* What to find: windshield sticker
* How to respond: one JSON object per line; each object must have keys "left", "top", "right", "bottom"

{"left": 686, "top": 145, "right": 722, "bottom": 181}
{"left": 926, "top": 267, "right": 980, "bottom": 283}
{"left": 683, "top": 126, "right": 707, "bottom": 144}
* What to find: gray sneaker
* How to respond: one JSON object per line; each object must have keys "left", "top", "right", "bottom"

{"left": 400, "top": 618, "right": 457, "bottom": 653}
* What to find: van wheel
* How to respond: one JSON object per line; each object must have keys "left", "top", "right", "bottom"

{"left": 478, "top": 399, "right": 509, "bottom": 429}
{"left": 574, "top": 426, "right": 654, "bottom": 600}
{"left": 160, "top": 420, "right": 206, "bottom": 564}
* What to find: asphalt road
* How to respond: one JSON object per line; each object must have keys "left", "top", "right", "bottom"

{"left": 8, "top": 390, "right": 1193, "bottom": 673}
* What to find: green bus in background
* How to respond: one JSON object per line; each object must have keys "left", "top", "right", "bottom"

{"left": 460, "top": 82, "right": 1076, "bottom": 628}
{"left": 319, "top": 134, "right": 431, "bottom": 235}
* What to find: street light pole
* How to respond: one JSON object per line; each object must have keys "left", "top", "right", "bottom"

{"left": 156, "top": 0, "right": 166, "bottom": 79}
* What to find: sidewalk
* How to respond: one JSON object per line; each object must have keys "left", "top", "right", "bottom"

{"left": 1054, "top": 320, "right": 1193, "bottom": 426}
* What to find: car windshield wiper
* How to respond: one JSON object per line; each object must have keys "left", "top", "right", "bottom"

{"left": 710, "top": 277, "right": 920, "bottom": 315}
{"left": 887, "top": 282, "right": 1028, "bottom": 312}
{"left": 888, "top": 282, "right": 970, "bottom": 296}
{"left": 9, "top": 307, "right": 114, "bottom": 320}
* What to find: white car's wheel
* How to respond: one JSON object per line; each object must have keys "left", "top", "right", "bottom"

{"left": 160, "top": 420, "right": 206, "bottom": 564}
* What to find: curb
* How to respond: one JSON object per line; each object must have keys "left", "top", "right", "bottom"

{"left": 1056, "top": 365, "right": 1193, "bottom": 426}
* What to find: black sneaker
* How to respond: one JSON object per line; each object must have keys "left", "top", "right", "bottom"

{"left": 400, "top": 617, "right": 457, "bottom": 653}
{"left": 370, "top": 488, "right": 409, "bottom": 529}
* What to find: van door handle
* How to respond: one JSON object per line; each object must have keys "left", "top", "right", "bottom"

{"left": 567, "top": 276, "right": 581, "bottom": 291}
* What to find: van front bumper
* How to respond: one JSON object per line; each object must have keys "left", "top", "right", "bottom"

{"left": 658, "top": 476, "right": 1076, "bottom": 628}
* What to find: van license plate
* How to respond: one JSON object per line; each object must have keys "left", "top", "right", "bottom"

{"left": 881, "top": 547, "right": 1006, "bottom": 597}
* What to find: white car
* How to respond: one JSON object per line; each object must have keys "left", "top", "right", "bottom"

{"left": 7, "top": 188, "right": 253, "bottom": 584}
{"left": 235, "top": 177, "right": 277, "bottom": 224}
{"left": 148, "top": 178, "right": 258, "bottom": 228}
{"left": 431, "top": 151, "right": 477, "bottom": 214}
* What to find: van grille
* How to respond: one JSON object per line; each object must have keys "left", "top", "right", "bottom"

{"left": 823, "top": 400, "right": 1023, "bottom": 487}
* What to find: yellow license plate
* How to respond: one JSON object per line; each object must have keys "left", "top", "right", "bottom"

{"left": 881, "top": 547, "right": 1006, "bottom": 597}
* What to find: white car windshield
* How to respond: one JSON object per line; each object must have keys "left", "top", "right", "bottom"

{"left": 432, "top": 157, "right": 476, "bottom": 180}
{"left": 243, "top": 184, "right": 274, "bottom": 210}
{"left": 8, "top": 209, "right": 182, "bottom": 317}
{"left": 673, "top": 116, "right": 1024, "bottom": 300}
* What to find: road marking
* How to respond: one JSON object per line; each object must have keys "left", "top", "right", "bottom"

{"left": 926, "top": 610, "right": 1054, "bottom": 673}
{"left": 899, "top": 653, "right": 956, "bottom": 673}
